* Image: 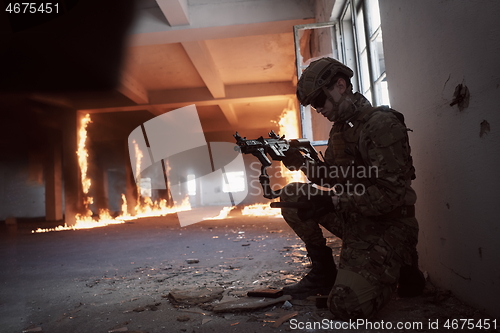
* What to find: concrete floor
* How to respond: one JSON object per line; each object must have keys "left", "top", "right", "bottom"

{"left": 0, "top": 214, "right": 497, "bottom": 333}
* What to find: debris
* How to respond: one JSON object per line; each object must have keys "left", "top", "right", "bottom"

{"left": 124, "top": 303, "right": 161, "bottom": 313}
{"left": 85, "top": 279, "right": 100, "bottom": 288}
{"left": 313, "top": 295, "right": 328, "bottom": 308}
{"left": 247, "top": 288, "right": 283, "bottom": 298}
{"left": 281, "top": 300, "right": 293, "bottom": 310}
{"left": 272, "top": 311, "right": 299, "bottom": 328}
{"left": 211, "top": 295, "right": 292, "bottom": 313}
{"left": 202, "top": 318, "right": 213, "bottom": 325}
{"left": 179, "top": 309, "right": 207, "bottom": 315}
{"left": 186, "top": 259, "right": 199, "bottom": 264}
{"left": 22, "top": 328, "right": 42, "bottom": 333}
{"left": 168, "top": 287, "right": 224, "bottom": 305}
{"left": 289, "top": 299, "right": 314, "bottom": 306}
{"left": 176, "top": 315, "right": 190, "bottom": 322}
{"left": 108, "top": 327, "right": 128, "bottom": 332}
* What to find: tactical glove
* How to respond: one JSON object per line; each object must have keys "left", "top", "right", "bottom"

{"left": 297, "top": 194, "right": 335, "bottom": 221}
{"left": 282, "top": 147, "right": 305, "bottom": 171}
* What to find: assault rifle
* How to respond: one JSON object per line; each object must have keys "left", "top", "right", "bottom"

{"left": 234, "top": 131, "right": 321, "bottom": 199}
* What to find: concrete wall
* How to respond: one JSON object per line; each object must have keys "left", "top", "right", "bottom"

{"left": 0, "top": 157, "right": 45, "bottom": 220}
{"left": 379, "top": 0, "right": 500, "bottom": 317}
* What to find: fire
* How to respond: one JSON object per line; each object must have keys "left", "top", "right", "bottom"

{"left": 77, "top": 114, "right": 92, "bottom": 194}
{"left": 231, "top": 100, "right": 304, "bottom": 219}
{"left": 203, "top": 206, "right": 235, "bottom": 220}
{"left": 33, "top": 114, "right": 191, "bottom": 233}
{"left": 274, "top": 99, "right": 306, "bottom": 184}
{"left": 132, "top": 140, "right": 144, "bottom": 214}
{"left": 73, "top": 113, "right": 98, "bottom": 225}
{"left": 241, "top": 203, "right": 282, "bottom": 218}
{"left": 131, "top": 196, "right": 191, "bottom": 219}
{"left": 33, "top": 99, "right": 304, "bottom": 232}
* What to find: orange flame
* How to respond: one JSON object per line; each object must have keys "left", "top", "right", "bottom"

{"left": 235, "top": 100, "right": 304, "bottom": 218}
{"left": 241, "top": 203, "right": 282, "bottom": 218}
{"left": 203, "top": 206, "right": 235, "bottom": 220}
{"left": 33, "top": 114, "right": 190, "bottom": 233}
{"left": 275, "top": 99, "right": 306, "bottom": 184}
{"left": 77, "top": 114, "right": 92, "bottom": 194}
{"left": 132, "top": 140, "right": 144, "bottom": 213}
{"left": 34, "top": 101, "right": 304, "bottom": 232}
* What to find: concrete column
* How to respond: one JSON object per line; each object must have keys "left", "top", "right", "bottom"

{"left": 62, "top": 110, "right": 85, "bottom": 226}
{"left": 91, "top": 145, "right": 109, "bottom": 213}
{"left": 44, "top": 131, "right": 63, "bottom": 221}
{"left": 124, "top": 140, "right": 138, "bottom": 215}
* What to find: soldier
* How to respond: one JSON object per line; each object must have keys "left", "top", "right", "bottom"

{"left": 279, "top": 57, "right": 425, "bottom": 319}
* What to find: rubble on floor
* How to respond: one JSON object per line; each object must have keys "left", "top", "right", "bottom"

{"left": 9, "top": 217, "right": 498, "bottom": 333}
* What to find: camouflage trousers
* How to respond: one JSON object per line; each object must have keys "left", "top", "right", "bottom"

{"left": 280, "top": 182, "right": 419, "bottom": 320}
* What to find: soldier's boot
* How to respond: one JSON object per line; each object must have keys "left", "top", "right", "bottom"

{"left": 397, "top": 264, "right": 426, "bottom": 297}
{"left": 282, "top": 245, "right": 337, "bottom": 299}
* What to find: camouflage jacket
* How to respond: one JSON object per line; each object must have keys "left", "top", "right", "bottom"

{"left": 308, "top": 93, "right": 417, "bottom": 216}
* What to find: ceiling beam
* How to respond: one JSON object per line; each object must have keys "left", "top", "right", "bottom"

{"left": 151, "top": 81, "right": 295, "bottom": 106}
{"left": 218, "top": 103, "right": 238, "bottom": 126}
{"left": 156, "top": 0, "right": 189, "bottom": 26}
{"left": 117, "top": 72, "right": 166, "bottom": 116}
{"left": 181, "top": 41, "right": 225, "bottom": 98}
{"left": 117, "top": 72, "right": 149, "bottom": 105}
{"left": 129, "top": 18, "right": 315, "bottom": 46}
{"left": 131, "top": 0, "right": 314, "bottom": 37}
{"left": 79, "top": 81, "right": 296, "bottom": 113}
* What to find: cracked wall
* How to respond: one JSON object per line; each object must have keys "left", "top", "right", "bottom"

{"left": 379, "top": 0, "right": 500, "bottom": 318}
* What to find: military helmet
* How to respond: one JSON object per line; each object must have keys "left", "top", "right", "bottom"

{"left": 296, "top": 58, "right": 354, "bottom": 106}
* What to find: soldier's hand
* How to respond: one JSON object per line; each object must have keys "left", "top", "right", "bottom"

{"left": 297, "top": 194, "right": 335, "bottom": 221}
{"left": 282, "top": 148, "right": 305, "bottom": 171}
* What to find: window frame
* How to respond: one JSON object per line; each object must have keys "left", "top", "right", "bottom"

{"left": 293, "top": 21, "right": 338, "bottom": 146}
{"left": 293, "top": 0, "right": 389, "bottom": 145}
{"left": 338, "top": 0, "right": 389, "bottom": 106}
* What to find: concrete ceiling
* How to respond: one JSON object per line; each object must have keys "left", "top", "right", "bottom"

{"left": 81, "top": 0, "right": 316, "bottom": 136}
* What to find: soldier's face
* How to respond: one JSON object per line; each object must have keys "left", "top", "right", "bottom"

{"left": 314, "top": 80, "right": 346, "bottom": 122}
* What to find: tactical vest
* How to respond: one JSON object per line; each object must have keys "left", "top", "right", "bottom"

{"left": 326, "top": 105, "right": 416, "bottom": 184}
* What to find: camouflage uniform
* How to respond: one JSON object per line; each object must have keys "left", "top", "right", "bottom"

{"left": 280, "top": 93, "right": 419, "bottom": 319}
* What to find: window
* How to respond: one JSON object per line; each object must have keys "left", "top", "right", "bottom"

{"left": 222, "top": 171, "right": 245, "bottom": 193}
{"left": 139, "top": 177, "right": 152, "bottom": 198}
{"left": 294, "top": 21, "right": 338, "bottom": 145}
{"left": 337, "top": 0, "right": 390, "bottom": 106}
{"left": 187, "top": 174, "right": 196, "bottom": 195}
{"left": 294, "top": 0, "right": 390, "bottom": 146}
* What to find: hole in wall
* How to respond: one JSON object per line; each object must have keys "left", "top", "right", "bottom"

{"left": 480, "top": 120, "right": 490, "bottom": 137}
{"left": 450, "top": 84, "right": 470, "bottom": 111}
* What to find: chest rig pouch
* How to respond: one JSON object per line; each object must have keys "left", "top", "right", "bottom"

{"left": 327, "top": 105, "right": 415, "bottom": 184}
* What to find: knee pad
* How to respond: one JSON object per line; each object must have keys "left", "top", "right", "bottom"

{"left": 328, "top": 269, "right": 394, "bottom": 320}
